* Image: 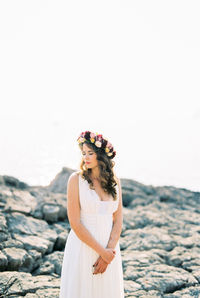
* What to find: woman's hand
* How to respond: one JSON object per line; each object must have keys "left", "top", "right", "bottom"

{"left": 93, "top": 256, "right": 108, "bottom": 275}
{"left": 100, "top": 247, "right": 116, "bottom": 264}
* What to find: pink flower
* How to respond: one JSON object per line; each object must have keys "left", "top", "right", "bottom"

{"left": 90, "top": 132, "right": 96, "bottom": 139}
{"left": 107, "top": 142, "right": 112, "bottom": 148}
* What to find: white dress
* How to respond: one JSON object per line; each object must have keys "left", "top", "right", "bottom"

{"left": 59, "top": 173, "right": 125, "bottom": 298}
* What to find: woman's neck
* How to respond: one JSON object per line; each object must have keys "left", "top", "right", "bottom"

{"left": 90, "top": 166, "right": 100, "bottom": 180}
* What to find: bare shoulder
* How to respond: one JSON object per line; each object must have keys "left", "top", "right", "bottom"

{"left": 68, "top": 171, "right": 79, "bottom": 186}
{"left": 69, "top": 170, "right": 80, "bottom": 178}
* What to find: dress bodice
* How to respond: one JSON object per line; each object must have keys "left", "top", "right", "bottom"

{"left": 78, "top": 173, "right": 119, "bottom": 216}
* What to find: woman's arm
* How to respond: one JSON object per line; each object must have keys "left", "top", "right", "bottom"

{"left": 106, "top": 177, "right": 123, "bottom": 249}
{"left": 66, "top": 172, "right": 105, "bottom": 256}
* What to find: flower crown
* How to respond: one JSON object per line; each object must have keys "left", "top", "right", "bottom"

{"left": 77, "top": 130, "right": 116, "bottom": 159}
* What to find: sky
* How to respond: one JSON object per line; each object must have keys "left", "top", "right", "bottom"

{"left": 0, "top": 0, "right": 199, "bottom": 192}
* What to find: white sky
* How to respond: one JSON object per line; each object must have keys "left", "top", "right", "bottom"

{"left": 0, "top": 0, "right": 199, "bottom": 192}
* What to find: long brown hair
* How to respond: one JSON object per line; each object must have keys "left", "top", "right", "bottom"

{"left": 78, "top": 141, "right": 118, "bottom": 201}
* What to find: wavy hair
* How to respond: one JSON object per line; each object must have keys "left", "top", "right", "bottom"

{"left": 78, "top": 141, "right": 118, "bottom": 201}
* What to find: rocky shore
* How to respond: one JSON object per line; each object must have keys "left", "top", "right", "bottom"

{"left": 0, "top": 167, "right": 200, "bottom": 297}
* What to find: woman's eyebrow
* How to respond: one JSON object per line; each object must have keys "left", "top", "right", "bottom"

{"left": 82, "top": 150, "right": 93, "bottom": 153}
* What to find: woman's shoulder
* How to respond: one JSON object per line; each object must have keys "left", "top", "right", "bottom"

{"left": 68, "top": 171, "right": 80, "bottom": 184}
{"left": 70, "top": 170, "right": 80, "bottom": 177}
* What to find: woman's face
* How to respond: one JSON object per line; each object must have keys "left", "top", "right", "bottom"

{"left": 82, "top": 143, "right": 98, "bottom": 169}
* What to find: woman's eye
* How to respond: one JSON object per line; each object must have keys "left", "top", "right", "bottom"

{"left": 82, "top": 153, "right": 93, "bottom": 155}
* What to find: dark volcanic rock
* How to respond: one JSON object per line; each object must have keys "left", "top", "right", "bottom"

{"left": 0, "top": 168, "right": 200, "bottom": 297}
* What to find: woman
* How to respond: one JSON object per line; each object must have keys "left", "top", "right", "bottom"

{"left": 59, "top": 130, "right": 125, "bottom": 298}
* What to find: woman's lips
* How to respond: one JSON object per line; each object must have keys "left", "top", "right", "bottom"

{"left": 86, "top": 162, "right": 90, "bottom": 164}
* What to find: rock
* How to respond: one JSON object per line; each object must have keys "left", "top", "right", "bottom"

{"left": 33, "top": 260, "right": 55, "bottom": 275}
{"left": 6, "top": 212, "right": 57, "bottom": 242}
{"left": 122, "top": 226, "right": 177, "bottom": 252}
{"left": 43, "top": 204, "right": 60, "bottom": 223}
{"left": 44, "top": 251, "right": 63, "bottom": 275}
{"left": 0, "top": 187, "right": 13, "bottom": 198}
{"left": 35, "top": 288, "right": 60, "bottom": 297}
{"left": 124, "top": 279, "right": 142, "bottom": 294}
{"left": 24, "top": 294, "right": 38, "bottom": 298}
{"left": 54, "top": 231, "right": 67, "bottom": 250}
{"left": 121, "top": 178, "right": 156, "bottom": 207}
{"left": 4, "top": 190, "right": 37, "bottom": 215}
{"left": 0, "top": 251, "right": 8, "bottom": 270}
{"left": 123, "top": 205, "right": 170, "bottom": 230}
{"left": 0, "top": 231, "right": 8, "bottom": 242}
{"left": 166, "top": 246, "right": 200, "bottom": 269}
{"left": 4, "top": 198, "right": 32, "bottom": 214}
{"left": 0, "top": 213, "right": 8, "bottom": 242}
{"left": 28, "top": 250, "right": 43, "bottom": 271}
{"left": 35, "top": 251, "right": 63, "bottom": 276}
{"left": 3, "top": 175, "right": 29, "bottom": 189}
{"left": 193, "top": 270, "right": 200, "bottom": 283}
{"left": 0, "top": 175, "right": 4, "bottom": 185}
{"left": 163, "top": 285, "right": 200, "bottom": 298}
{"left": 52, "top": 222, "right": 68, "bottom": 250}
{"left": 57, "top": 201, "right": 67, "bottom": 220}
{"left": 44, "top": 166, "right": 74, "bottom": 194}
{"left": 14, "top": 234, "right": 54, "bottom": 255}
{"left": 2, "top": 247, "right": 33, "bottom": 272}
{"left": 0, "top": 238, "right": 24, "bottom": 250}
{"left": 6, "top": 212, "right": 48, "bottom": 234}
{"left": 0, "top": 214, "right": 7, "bottom": 231}
{"left": 52, "top": 221, "right": 68, "bottom": 233}
{"left": 0, "top": 271, "right": 60, "bottom": 297}
{"left": 136, "top": 264, "right": 198, "bottom": 293}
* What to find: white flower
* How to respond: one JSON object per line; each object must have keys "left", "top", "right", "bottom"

{"left": 95, "top": 140, "right": 102, "bottom": 148}
{"left": 79, "top": 137, "right": 85, "bottom": 143}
